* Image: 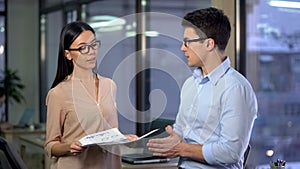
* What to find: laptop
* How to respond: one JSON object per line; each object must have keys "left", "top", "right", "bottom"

{"left": 122, "top": 118, "right": 175, "bottom": 164}
{"left": 122, "top": 153, "right": 170, "bottom": 164}
{"left": 13, "top": 108, "right": 34, "bottom": 128}
{"left": 121, "top": 130, "right": 171, "bottom": 164}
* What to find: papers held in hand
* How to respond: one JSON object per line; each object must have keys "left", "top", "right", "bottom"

{"left": 79, "top": 128, "right": 159, "bottom": 146}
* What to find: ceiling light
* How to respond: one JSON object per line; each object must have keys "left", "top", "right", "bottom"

{"left": 88, "top": 15, "right": 126, "bottom": 32}
{"left": 269, "top": 0, "right": 300, "bottom": 9}
{"left": 0, "top": 45, "right": 4, "bottom": 55}
{"left": 125, "top": 31, "right": 159, "bottom": 37}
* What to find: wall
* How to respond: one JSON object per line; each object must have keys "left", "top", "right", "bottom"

{"left": 212, "top": 0, "right": 236, "bottom": 67}
{"left": 7, "top": 0, "right": 39, "bottom": 124}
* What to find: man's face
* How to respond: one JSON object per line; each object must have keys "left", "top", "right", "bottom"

{"left": 180, "top": 27, "right": 208, "bottom": 68}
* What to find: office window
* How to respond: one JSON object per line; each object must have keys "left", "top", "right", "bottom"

{"left": 0, "top": 16, "right": 4, "bottom": 73}
{"left": 39, "top": 11, "right": 63, "bottom": 122}
{"left": 84, "top": 0, "right": 212, "bottom": 134}
{"left": 39, "top": 0, "right": 139, "bottom": 131}
{"left": 40, "top": 0, "right": 74, "bottom": 9}
{"left": 148, "top": 0, "right": 211, "bottom": 120}
{"left": 0, "top": 0, "right": 4, "bottom": 12}
{"left": 246, "top": 0, "right": 300, "bottom": 167}
{"left": 39, "top": 0, "right": 235, "bottom": 136}
{"left": 85, "top": 0, "right": 137, "bottom": 134}
{"left": 0, "top": 0, "right": 5, "bottom": 121}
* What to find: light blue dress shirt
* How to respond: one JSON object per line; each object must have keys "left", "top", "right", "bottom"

{"left": 173, "top": 57, "right": 258, "bottom": 169}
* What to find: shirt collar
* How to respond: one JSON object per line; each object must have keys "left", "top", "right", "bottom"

{"left": 207, "top": 57, "right": 231, "bottom": 85}
{"left": 193, "top": 68, "right": 209, "bottom": 85}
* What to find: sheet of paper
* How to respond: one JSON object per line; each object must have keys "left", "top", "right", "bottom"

{"left": 79, "top": 128, "right": 160, "bottom": 146}
{"left": 138, "top": 128, "right": 159, "bottom": 139}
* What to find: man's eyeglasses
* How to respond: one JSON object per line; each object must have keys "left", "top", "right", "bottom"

{"left": 68, "top": 40, "right": 101, "bottom": 54}
{"left": 183, "top": 37, "right": 207, "bottom": 47}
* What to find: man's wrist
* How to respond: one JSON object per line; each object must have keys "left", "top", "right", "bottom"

{"left": 178, "top": 143, "right": 206, "bottom": 163}
{"left": 178, "top": 141, "right": 188, "bottom": 157}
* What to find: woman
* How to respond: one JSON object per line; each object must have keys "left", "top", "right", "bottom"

{"left": 45, "top": 21, "right": 131, "bottom": 169}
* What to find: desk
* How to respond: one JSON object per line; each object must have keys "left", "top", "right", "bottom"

{"left": 1, "top": 128, "right": 45, "bottom": 151}
{"left": 19, "top": 135, "right": 51, "bottom": 169}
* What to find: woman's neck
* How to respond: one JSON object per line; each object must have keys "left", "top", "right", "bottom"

{"left": 71, "top": 66, "right": 95, "bottom": 81}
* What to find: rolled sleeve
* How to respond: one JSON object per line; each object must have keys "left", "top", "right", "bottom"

{"left": 45, "top": 140, "right": 59, "bottom": 158}
{"left": 45, "top": 89, "right": 64, "bottom": 158}
{"left": 202, "top": 142, "right": 216, "bottom": 164}
{"left": 173, "top": 122, "right": 183, "bottom": 137}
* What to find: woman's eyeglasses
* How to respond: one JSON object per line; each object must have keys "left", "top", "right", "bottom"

{"left": 183, "top": 37, "right": 207, "bottom": 47}
{"left": 68, "top": 40, "right": 101, "bottom": 54}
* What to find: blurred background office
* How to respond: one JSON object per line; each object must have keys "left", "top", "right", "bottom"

{"left": 1, "top": 0, "right": 300, "bottom": 168}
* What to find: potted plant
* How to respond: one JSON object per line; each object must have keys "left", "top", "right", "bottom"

{"left": 0, "top": 68, "right": 25, "bottom": 123}
{"left": 0, "top": 68, "right": 25, "bottom": 104}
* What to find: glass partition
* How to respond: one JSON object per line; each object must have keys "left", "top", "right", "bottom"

{"left": 147, "top": 0, "right": 211, "bottom": 120}
{"left": 246, "top": 0, "right": 300, "bottom": 167}
{"left": 0, "top": 16, "right": 4, "bottom": 73}
{"left": 83, "top": 0, "right": 212, "bottom": 134}
{"left": 0, "top": 0, "right": 6, "bottom": 121}
{"left": 80, "top": 0, "right": 137, "bottom": 134}
{"left": 0, "top": 15, "right": 5, "bottom": 121}
{"left": 39, "top": 11, "right": 63, "bottom": 122}
{"left": 0, "top": 0, "right": 4, "bottom": 12}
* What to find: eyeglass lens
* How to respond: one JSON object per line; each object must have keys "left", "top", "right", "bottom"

{"left": 79, "top": 41, "right": 100, "bottom": 54}
{"left": 183, "top": 38, "right": 207, "bottom": 48}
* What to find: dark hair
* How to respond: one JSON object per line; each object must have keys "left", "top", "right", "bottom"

{"left": 181, "top": 7, "right": 231, "bottom": 51}
{"left": 51, "top": 21, "right": 95, "bottom": 88}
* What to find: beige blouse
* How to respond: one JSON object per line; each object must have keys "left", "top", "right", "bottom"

{"left": 45, "top": 75, "right": 121, "bottom": 169}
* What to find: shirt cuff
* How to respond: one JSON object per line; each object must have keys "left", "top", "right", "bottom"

{"left": 202, "top": 143, "right": 217, "bottom": 164}
{"left": 45, "top": 141, "right": 59, "bottom": 158}
{"left": 173, "top": 123, "right": 183, "bottom": 136}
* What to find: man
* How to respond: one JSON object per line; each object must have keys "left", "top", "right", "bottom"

{"left": 147, "top": 7, "right": 257, "bottom": 169}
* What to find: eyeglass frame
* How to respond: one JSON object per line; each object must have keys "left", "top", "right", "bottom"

{"left": 183, "top": 37, "right": 208, "bottom": 47}
{"left": 68, "top": 40, "right": 101, "bottom": 54}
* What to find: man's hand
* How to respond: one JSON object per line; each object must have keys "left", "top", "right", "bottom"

{"left": 147, "top": 126, "right": 206, "bottom": 163}
{"left": 147, "top": 125, "right": 182, "bottom": 157}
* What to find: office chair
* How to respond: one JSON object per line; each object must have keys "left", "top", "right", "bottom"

{"left": 0, "top": 137, "right": 28, "bottom": 169}
{"left": 149, "top": 118, "right": 175, "bottom": 137}
{"left": 243, "top": 144, "right": 251, "bottom": 169}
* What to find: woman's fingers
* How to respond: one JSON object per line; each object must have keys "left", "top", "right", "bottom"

{"left": 125, "top": 134, "right": 139, "bottom": 141}
{"left": 70, "top": 141, "right": 85, "bottom": 154}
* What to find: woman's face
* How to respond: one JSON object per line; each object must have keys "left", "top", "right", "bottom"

{"left": 65, "top": 30, "right": 99, "bottom": 70}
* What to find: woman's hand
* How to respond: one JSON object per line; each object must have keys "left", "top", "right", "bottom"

{"left": 70, "top": 141, "right": 85, "bottom": 156}
{"left": 124, "top": 134, "right": 139, "bottom": 141}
